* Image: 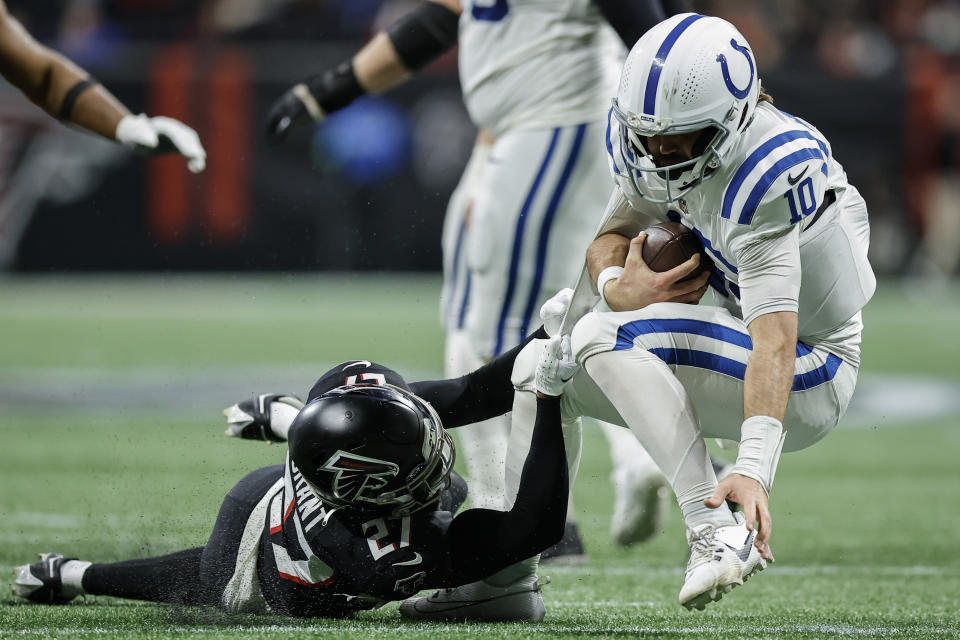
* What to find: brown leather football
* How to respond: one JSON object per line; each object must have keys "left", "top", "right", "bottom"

{"left": 641, "top": 221, "right": 712, "bottom": 282}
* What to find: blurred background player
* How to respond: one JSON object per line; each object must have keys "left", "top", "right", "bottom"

{"left": 265, "top": 0, "right": 690, "bottom": 563}
{"left": 0, "top": 0, "right": 205, "bottom": 174}
{"left": 14, "top": 331, "right": 576, "bottom": 621}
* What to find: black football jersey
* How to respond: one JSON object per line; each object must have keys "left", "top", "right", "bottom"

{"left": 256, "top": 453, "right": 454, "bottom": 617}
{"left": 254, "top": 330, "right": 560, "bottom": 618}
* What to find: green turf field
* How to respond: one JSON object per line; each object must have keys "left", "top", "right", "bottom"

{"left": 1, "top": 275, "right": 958, "bottom": 639}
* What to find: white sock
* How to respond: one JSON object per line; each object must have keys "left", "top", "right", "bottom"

{"left": 454, "top": 415, "right": 510, "bottom": 510}
{"left": 583, "top": 349, "right": 718, "bottom": 526}
{"left": 681, "top": 498, "right": 737, "bottom": 528}
{"left": 444, "top": 330, "right": 510, "bottom": 510}
{"left": 60, "top": 560, "right": 92, "bottom": 598}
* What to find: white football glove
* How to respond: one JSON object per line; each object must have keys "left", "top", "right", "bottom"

{"left": 223, "top": 393, "right": 304, "bottom": 442}
{"left": 539, "top": 288, "right": 574, "bottom": 337}
{"left": 535, "top": 334, "right": 579, "bottom": 397}
{"left": 115, "top": 113, "right": 207, "bottom": 173}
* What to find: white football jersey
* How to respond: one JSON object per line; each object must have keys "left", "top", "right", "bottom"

{"left": 606, "top": 102, "right": 876, "bottom": 364}
{"left": 458, "top": 0, "right": 625, "bottom": 135}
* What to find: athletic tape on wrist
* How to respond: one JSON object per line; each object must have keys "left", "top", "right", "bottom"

{"left": 597, "top": 266, "right": 624, "bottom": 308}
{"left": 731, "top": 415, "right": 786, "bottom": 495}
{"left": 58, "top": 78, "right": 98, "bottom": 121}
{"left": 386, "top": 1, "right": 459, "bottom": 71}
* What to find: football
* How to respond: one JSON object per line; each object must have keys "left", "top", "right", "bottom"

{"left": 641, "top": 221, "right": 712, "bottom": 281}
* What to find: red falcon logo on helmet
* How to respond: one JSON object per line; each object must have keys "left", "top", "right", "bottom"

{"left": 321, "top": 451, "right": 400, "bottom": 503}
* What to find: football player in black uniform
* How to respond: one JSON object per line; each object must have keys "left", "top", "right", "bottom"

{"left": 13, "top": 329, "right": 575, "bottom": 621}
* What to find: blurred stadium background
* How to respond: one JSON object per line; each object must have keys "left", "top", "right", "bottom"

{"left": 2, "top": 1, "right": 959, "bottom": 637}
{"left": 2, "top": 0, "right": 959, "bottom": 276}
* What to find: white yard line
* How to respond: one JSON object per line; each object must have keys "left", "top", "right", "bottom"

{"left": 1, "top": 623, "right": 956, "bottom": 636}
{"left": 2, "top": 563, "right": 954, "bottom": 577}
{"left": 545, "top": 564, "right": 958, "bottom": 577}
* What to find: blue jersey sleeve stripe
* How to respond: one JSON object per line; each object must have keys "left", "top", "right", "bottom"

{"left": 643, "top": 348, "right": 841, "bottom": 391}
{"left": 606, "top": 107, "right": 620, "bottom": 175}
{"left": 737, "top": 147, "right": 825, "bottom": 224}
{"left": 643, "top": 14, "right": 705, "bottom": 115}
{"left": 778, "top": 109, "right": 830, "bottom": 156}
{"left": 721, "top": 130, "right": 827, "bottom": 220}
{"left": 615, "top": 317, "right": 818, "bottom": 358}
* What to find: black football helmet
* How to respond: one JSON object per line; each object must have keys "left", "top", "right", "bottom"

{"left": 288, "top": 383, "right": 455, "bottom": 516}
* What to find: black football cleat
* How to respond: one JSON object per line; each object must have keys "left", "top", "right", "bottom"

{"left": 13, "top": 553, "right": 78, "bottom": 604}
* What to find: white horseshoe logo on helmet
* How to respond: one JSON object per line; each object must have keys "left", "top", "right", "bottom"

{"left": 716, "top": 39, "right": 754, "bottom": 99}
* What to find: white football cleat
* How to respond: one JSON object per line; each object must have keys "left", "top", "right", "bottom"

{"left": 398, "top": 576, "right": 547, "bottom": 622}
{"left": 610, "top": 464, "right": 666, "bottom": 546}
{"left": 679, "top": 512, "right": 767, "bottom": 610}
{"left": 12, "top": 553, "right": 82, "bottom": 604}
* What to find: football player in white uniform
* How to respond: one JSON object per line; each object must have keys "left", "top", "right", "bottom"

{"left": 496, "top": 12, "right": 875, "bottom": 610}
{"left": 266, "top": 0, "right": 683, "bottom": 572}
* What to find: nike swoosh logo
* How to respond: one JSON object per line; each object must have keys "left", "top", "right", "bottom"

{"left": 787, "top": 166, "right": 809, "bottom": 185}
{"left": 393, "top": 552, "right": 423, "bottom": 567}
{"left": 722, "top": 530, "right": 757, "bottom": 563}
{"left": 342, "top": 360, "right": 372, "bottom": 371}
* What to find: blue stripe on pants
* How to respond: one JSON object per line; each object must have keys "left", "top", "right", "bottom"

{"left": 641, "top": 347, "right": 842, "bottom": 391}
{"left": 614, "top": 318, "right": 814, "bottom": 358}
{"left": 493, "top": 128, "right": 560, "bottom": 355}
{"left": 444, "top": 216, "right": 469, "bottom": 328}
{"left": 518, "top": 123, "right": 587, "bottom": 343}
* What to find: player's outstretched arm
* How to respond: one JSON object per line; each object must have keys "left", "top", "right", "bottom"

{"left": 408, "top": 325, "right": 549, "bottom": 429}
{"left": 0, "top": 1, "right": 205, "bottom": 172}
{"left": 439, "top": 336, "right": 576, "bottom": 585}
{"left": 223, "top": 394, "right": 305, "bottom": 442}
{"left": 705, "top": 310, "right": 797, "bottom": 562}
{"left": 265, "top": 0, "right": 460, "bottom": 141}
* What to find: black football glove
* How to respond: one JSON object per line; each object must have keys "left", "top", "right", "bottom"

{"left": 265, "top": 62, "right": 364, "bottom": 142}
{"left": 223, "top": 393, "right": 304, "bottom": 442}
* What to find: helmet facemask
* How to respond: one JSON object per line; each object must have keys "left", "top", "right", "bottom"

{"left": 613, "top": 97, "right": 727, "bottom": 204}
{"left": 370, "top": 389, "right": 456, "bottom": 516}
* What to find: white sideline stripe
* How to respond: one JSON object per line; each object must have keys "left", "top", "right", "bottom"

{"left": 1, "top": 624, "right": 956, "bottom": 636}
{"left": 3, "top": 512, "right": 80, "bottom": 529}
{"left": 545, "top": 564, "right": 957, "bottom": 577}
{"left": 2, "top": 564, "right": 953, "bottom": 578}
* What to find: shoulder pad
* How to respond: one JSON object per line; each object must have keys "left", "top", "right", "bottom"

{"left": 720, "top": 118, "right": 830, "bottom": 226}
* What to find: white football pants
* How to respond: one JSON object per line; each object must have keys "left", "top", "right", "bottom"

{"left": 558, "top": 302, "right": 859, "bottom": 512}
{"left": 440, "top": 124, "right": 660, "bottom": 513}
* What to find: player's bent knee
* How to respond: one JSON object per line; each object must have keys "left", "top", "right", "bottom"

{"left": 571, "top": 311, "right": 622, "bottom": 365}
{"left": 511, "top": 339, "right": 547, "bottom": 393}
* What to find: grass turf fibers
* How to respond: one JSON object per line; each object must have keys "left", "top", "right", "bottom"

{"left": 1, "top": 275, "right": 958, "bottom": 639}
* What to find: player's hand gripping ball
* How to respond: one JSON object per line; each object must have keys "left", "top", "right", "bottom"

{"left": 641, "top": 221, "right": 713, "bottom": 281}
